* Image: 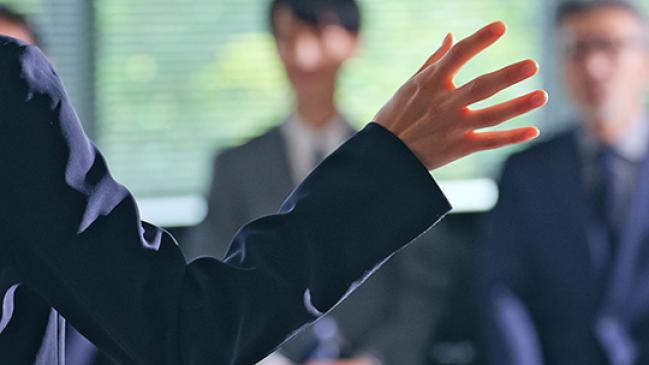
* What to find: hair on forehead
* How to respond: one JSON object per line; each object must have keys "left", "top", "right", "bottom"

{"left": 269, "top": 0, "right": 361, "bottom": 34}
{"left": 556, "top": 0, "right": 647, "bottom": 26}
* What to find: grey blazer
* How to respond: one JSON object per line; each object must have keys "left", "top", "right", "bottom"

{"left": 184, "top": 123, "right": 455, "bottom": 365}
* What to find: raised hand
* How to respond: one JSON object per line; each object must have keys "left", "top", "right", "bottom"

{"left": 375, "top": 21, "right": 548, "bottom": 170}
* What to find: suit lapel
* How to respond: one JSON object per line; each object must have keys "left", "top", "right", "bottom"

{"left": 265, "top": 126, "right": 295, "bottom": 193}
{"left": 549, "top": 131, "right": 608, "bottom": 276}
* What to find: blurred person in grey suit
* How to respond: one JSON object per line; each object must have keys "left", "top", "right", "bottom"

{"left": 184, "top": 0, "right": 457, "bottom": 364}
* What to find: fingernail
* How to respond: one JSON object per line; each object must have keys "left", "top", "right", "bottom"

{"left": 490, "top": 21, "right": 507, "bottom": 36}
{"left": 528, "top": 127, "right": 540, "bottom": 139}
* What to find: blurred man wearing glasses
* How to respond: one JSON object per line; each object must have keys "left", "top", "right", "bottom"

{"left": 480, "top": 1, "right": 649, "bottom": 364}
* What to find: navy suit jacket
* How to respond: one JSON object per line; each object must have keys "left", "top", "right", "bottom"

{"left": 0, "top": 38, "right": 451, "bottom": 364}
{"left": 480, "top": 129, "right": 649, "bottom": 365}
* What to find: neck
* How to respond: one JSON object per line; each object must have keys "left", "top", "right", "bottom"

{"left": 295, "top": 92, "right": 337, "bottom": 129}
{"left": 587, "top": 106, "right": 643, "bottom": 145}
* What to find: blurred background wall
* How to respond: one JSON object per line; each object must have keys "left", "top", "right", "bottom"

{"left": 3, "top": 0, "right": 605, "bottom": 226}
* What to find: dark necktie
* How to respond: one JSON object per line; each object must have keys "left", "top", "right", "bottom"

{"left": 596, "top": 146, "right": 619, "bottom": 246}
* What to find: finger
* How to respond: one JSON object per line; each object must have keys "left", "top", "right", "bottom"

{"left": 467, "top": 126, "right": 540, "bottom": 152}
{"left": 467, "top": 90, "right": 548, "bottom": 129}
{"left": 435, "top": 21, "right": 507, "bottom": 81}
{"left": 456, "top": 59, "right": 539, "bottom": 106}
{"left": 414, "top": 33, "right": 454, "bottom": 77}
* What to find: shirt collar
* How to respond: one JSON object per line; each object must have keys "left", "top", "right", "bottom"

{"left": 614, "top": 116, "right": 649, "bottom": 162}
{"left": 282, "top": 112, "right": 350, "bottom": 153}
{"left": 579, "top": 116, "right": 649, "bottom": 163}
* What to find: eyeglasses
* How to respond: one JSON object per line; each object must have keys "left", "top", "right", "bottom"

{"left": 561, "top": 36, "right": 647, "bottom": 61}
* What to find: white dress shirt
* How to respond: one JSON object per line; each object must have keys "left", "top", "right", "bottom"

{"left": 280, "top": 113, "right": 352, "bottom": 184}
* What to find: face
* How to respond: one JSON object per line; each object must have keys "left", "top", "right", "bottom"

{"left": 560, "top": 7, "right": 649, "bottom": 132}
{"left": 272, "top": 6, "right": 358, "bottom": 98}
{"left": 0, "top": 19, "right": 34, "bottom": 44}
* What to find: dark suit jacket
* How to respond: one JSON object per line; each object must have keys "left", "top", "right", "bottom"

{"left": 0, "top": 37, "right": 451, "bottom": 365}
{"left": 479, "top": 129, "right": 649, "bottom": 365}
{"left": 185, "top": 125, "right": 455, "bottom": 364}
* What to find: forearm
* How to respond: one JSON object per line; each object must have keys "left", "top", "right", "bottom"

{"left": 7, "top": 127, "right": 450, "bottom": 365}
{"left": 1, "top": 41, "right": 451, "bottom": 365}
{"left": 18, "top": 127, "right": 447, "bottom": 363}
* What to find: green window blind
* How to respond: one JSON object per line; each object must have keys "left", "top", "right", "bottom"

{"left": 93, "top": 0, "right": 545, "bottom": 201}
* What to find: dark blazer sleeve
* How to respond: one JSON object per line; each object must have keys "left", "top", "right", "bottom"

{"left": 478, "top": 158, "right": 544, "bottom": 365}
{"left": 0, "top": 39, "right": 451, "bottom": 365}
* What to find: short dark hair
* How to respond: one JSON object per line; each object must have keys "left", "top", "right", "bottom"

{"left": 0, "top": 5, "right": 41, "bottom": 46}
{"left": 269, "top": 0, "right": 361, "bottom": 34}
{"left": 556, "top": 0, "right": 647, "bottom": 26}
